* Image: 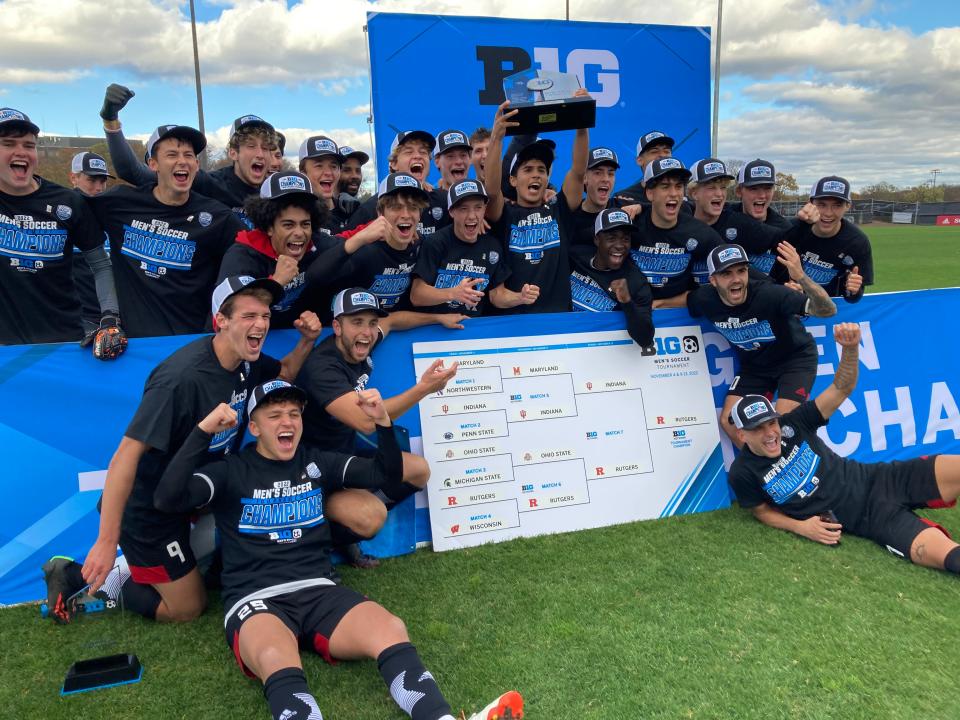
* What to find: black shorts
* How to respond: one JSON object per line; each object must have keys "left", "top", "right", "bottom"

{"left": 224, "top": 583, "right": 368, "bottom": 678}
{"left": 852, "top": 455, "right": 952, "bottom": 558}
{"left": 119, "top": 517, "right": 196, "bottom": 585}
{"left": 728, "top": 352, "right": 817, "bottom": 405}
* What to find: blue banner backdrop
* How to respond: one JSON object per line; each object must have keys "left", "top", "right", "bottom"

{"left": 366, "top": 12, "right": 712, "bottom": 186}
{"left": 2, "top": 289, "right": 959, "bottom": 605}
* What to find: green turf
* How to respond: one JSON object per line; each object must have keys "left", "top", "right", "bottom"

{"left": 4, "top": 507, "right": 959, "bottom": 719}
{"left": 862, "top": 224, "right": 960, "bottom": 293}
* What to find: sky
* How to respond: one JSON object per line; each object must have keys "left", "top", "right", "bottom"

{"left": 1, "top": 0, "right": 957, "bottom": 192}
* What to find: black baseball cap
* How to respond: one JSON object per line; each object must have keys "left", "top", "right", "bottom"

{"left": 643, "top": 157, "right": 692, "bottom": 185}
{"left": 231, "top": 114, "right": 275, "bottom": 138}
{"left": 339, "top": 146, "right": 370, "bottom": 165}
{"left": 71, "top": 152, "right": 115, "bottom": 178}
{"left": 434, "top": 129, "right": 472, "bottom": 155}
{"left": 0, "top": 108, "right": 39, "bottom": 135}
{"left": 447, "top": 179, "right": 488, "bottom": 210}
{"left": 810, "top": 175, "right": 851, "bottom": 202}
{"left": 247, "top": 379, "right": 308, "bottom": 417}
{"left": 259, "top": 171, "right": 316, "bottom": 200}
{"left": 509, "top": 138, "right": 556, "bottom": 175}
{"left": 587, "top": 147, "right": 620, "bottom": 170}
{"left": 636, "top": 131, "right": 675, "bottom": 156}
{"left": 594, "top": 208, "right": 633, "bottom": 235}
{"left": 377, "top": 172, "right": 429, "bottom": 202}
{"left": 331, "top": 287, "right": 388, "bottom": 318}
{"left": 146, "top": 124, "right": 207, "bottom": 157}
{"left": 707, "top": 244, "right": 749, "bottom": 275}
{"left": 731, "top": 394, "right": 781, "bottom": 430}
{"left": 298, "top": 135, "right": 340, "bottom": 164}
{"left": 211, "top": 275, "right": 283, "bottom": 319}
{"left": 390, "top": 130, "right": 435, "bottom": 154}
{"left": 690, "top": 158, "right": 734, "bottom": 184}
{"left": 737, "top": 159, "right": 775, "bottom": 187}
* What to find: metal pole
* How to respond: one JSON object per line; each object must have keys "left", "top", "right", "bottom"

{"left": 565, "top": 0, "right": 570, "bottom": 20}
{"left": 711, "top": 0, "right": 723, "bottom": 157}
{"left": 189, "top": 0, "right": 208, "bottom": 169}
{"left": 931, "top": 168, "right": 941, "bottom": 188}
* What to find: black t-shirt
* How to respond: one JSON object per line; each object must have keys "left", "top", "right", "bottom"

{"left": 89, "top": 185, "right": 244, "bottom": 337}
{"left": 774, "top": 219, "right": 874, "bottom": 298}
{"left": 412, "top": 225, "right": 510, "bottom": 317}
{"left": 296, "top": 333, "right": 379, "bottom": 452}
{"left": 569, "top": 198, "right": 631, "bottom": 248}
{"left": 709, "top": 208, "right": 786, "bottom": 276}
{"left": 319, "top": 205, "right": 352, "bottom": 237}
{"left": 333, "top": 240, "right": 420, "bottom": 312}
{"left": 123, "top": 336, "right": 281, "bottom": 533}
{"left": 193, "top": 165, "right": 258, "bottom": 228}
{"left": 728, "top": 402, "right": 870, "bottom": 524}
{"left": 687, "top": 278, "right": 814, "bottom": 371}
{"left": 0, "top": 177, "right": 104, "bottom": 344}
{"left": 630, "top": 212, "right": 721, "bottom": 299}
{"left": 493, "top": 192, "right": 574, "bottom": 314}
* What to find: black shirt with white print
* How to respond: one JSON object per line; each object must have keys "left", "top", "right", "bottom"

{"left": 728, "top": 401, "right": 870, "bottom": 525}
{"left": 709, "top": 207, "right": 787, "bottom": 276}
{"left": 687, "top": 278, "right": 814, "bottom": 371}
{"left": 773, "top": 219, "right": 874, "bottom": 301}
{"left": 333, "top": 240, "right": 420, "bottom": 312}
{"left": 630, "top": 211, "right": 721, "bottom": 299}
{"left": 193, "top": 165, "right": 258, "bottom": 229}
{"left": 89, "top": 185, "right": 244, "bottom": 337}
{"left": 412, "top": 225, "right": 509, "bottom": 317}
{"left": 123, "top": 336, "right": 281, "bottom": 537}
{"left": 0, "top": 177, "right": 104, "bottom": 344}
{"left": 345, "top": 191, "right": 449, "bottom": 238}
{"left": 570, "top": 197, "right": 629, "bottom": 247}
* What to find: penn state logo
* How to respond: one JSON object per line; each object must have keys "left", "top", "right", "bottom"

{"left": 198, "top": 211, "right": 212, "bottom": 227}
{"left": 489, "top": 250, "right": 500, "bottom": 264}
{"left": 685, "top": 238, "right": 698, "bottom": 251}
{"left": 431, "top": 207, "right": 443, "bottom": 220}
{"left": 781, "top": 425, "right": 795, "bottom": 439}
{"left": 725, "top": 228, "right": 738, "bottom": 241}
{"left": 56, "top": 205, "right": 72, "bottom": 221}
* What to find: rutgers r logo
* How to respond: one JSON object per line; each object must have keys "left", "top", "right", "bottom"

{"left": 477, "top": 46, "right": 620, "bottom": 107}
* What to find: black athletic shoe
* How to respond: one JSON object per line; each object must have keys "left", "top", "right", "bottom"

{"left": 341, "top": 542, "right": 381, "bottom": 570}
{"left": 42, "top": 556, "right": 82, "bottom": 624}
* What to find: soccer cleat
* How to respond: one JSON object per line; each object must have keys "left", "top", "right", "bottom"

{"left": 467, "top": 690, "right": 524, "bottom": 720}
{"left": 42, "top": 556, "right": 82, "bottom": 625}
{"left": 342, "top": 542, "right": 381, "bottom": 570}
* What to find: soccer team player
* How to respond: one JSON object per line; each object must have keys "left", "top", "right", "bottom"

{"left": 13, "top": 72, "right": 954, "bottom": 720}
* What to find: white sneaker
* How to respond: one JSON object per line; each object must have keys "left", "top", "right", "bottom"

{"left": 467, "top": 690, "right": 524, "bottom": 720}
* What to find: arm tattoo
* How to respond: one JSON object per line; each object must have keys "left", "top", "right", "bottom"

{"left": 832, "top": 341, "right": 859, "bottom": 395}
{"left": 798, "top": 274, "right": 837, "bottom": 317}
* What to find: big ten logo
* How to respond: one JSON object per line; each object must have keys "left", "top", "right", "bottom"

{"left": 477, "top": 46, "right": 620, "bottom": 107}
{"left": 654, "top": 335, "right": 700, "bottom": 355}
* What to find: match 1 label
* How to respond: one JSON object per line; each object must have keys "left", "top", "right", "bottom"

{"left": 438, "top": 454, "right": 515, "bottom": 490}
{"left": 435, "top": 410, "right": 508, "bottom": 443}
{"left": 442, "top": 500, "right": 520, "bottom": 538}
{"left": 437, "top": 366, "right": 502, "bottom": 396}
{"left": 516, "top": 461, "right": 589, "bottom": 512}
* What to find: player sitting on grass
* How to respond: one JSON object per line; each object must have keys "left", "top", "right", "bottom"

{"left": 729, "top": 322, "right": 960, "bottom": 575}
{"left": 154, "top": 380, "right": 524, "bottom": 720}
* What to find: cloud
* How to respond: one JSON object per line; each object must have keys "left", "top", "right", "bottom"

{"left": 346, "top": 104, "right": 371, "bottom": 117}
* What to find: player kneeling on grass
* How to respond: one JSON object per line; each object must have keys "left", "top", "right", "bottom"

{"left": 154, "top": 380, "right": 524, "bottom": 720}
{"left": 729, "top": 323, "right": 960, "bottom": 574}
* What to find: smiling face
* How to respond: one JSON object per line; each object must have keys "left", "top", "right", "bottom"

{"left": 340, "top": 157, "right": 363, "bottom": 195}
{"left": 736, "top": 183, "right": 774, "bottom": 222}
{"left": 812, "top": 197, "right": 849, "bottom": 237}
{"left": 302, "top": 156, "right": 341, "bottom": 200}
{"left": 709, "top": 263, "right": 750, "bottom": 306}
{"left": 436, "top": 147, "right": 472, "bottom": 186}
{"left": 392, "top": 140, "right": 432, "bottom": 181}
{"left": 70, "top": 173, "right": 108, "bottom": 197}
{"left": 269, "top": 147, "right": 284, "bottom": 173}
{"left": 148, "top": 137, "right": 199, "bottom": 198}
{"left": 645, "top": 175, "right": 686, "bottom": 227}
{"left": 334, "top": 311, "right": 379, "bottom": 364}
{"left": 594, "top": 227, "right": 631, "bottom": 271}
{"left": 585, "top": 164, "right": 616, "bottom": 208}
{"left": 268, "top": 204, "right": 312, "bottom": 261}
{"left": 637, "top": 141, "right": 672, "bottom": 170}
{"left": 691, "top": 178, "right": 731, "bottom": 224}
{"left": 738, "top": 417, "right": 783, "bottom": 458}
{"left": 471, "top": 138, "right": 490, "bottom": 182}
{"left": 510, "top": 158, "right": 550, "bottom": 207}
{"left": 0, "top": 131, "right": 38, "bottom": 195}
{"left": 215, "top": 292, "right": 272, "bottom": 365}
{"left": 379, "top": 191, "right": 424, "bottom": 248}
{"left": 229, "top": 131, "right": 274, "bottom": 188}
{"left": 450, "top": 197, "right": 487, "bottom": 243}
{"left": 250, "top": 398, "right": 304, "bottom": 461}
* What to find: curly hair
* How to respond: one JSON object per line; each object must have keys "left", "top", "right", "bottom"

{"left": 243, "top": 194, "right": 327, "bottom": 234}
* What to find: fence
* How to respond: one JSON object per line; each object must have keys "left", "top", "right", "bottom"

{"left": 771, "top": 199, "right": 960, "bottom": 226}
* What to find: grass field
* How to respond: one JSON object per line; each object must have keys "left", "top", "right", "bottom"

{"left": 2, "top": 223, "right": 957, "bottom": 719}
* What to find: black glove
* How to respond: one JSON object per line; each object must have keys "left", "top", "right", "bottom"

{"left": 91, "top": 315, "right": 128, "bottom": 360}
{"left": 100, "top": 84, "right": 135, "bottom": 121}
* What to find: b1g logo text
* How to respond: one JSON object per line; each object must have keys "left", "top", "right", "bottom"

{"left": 654, "top": 335, "right": 700, "bottom": 355}
{"left": 477, "top": 46, "right": 620, "bottom": 107}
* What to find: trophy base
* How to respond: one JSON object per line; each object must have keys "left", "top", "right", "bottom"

{"left": 505, "top": 96, "right": 596, "bottom": 136}
{"left": 61, "top": 654, "right": 143, "bottom": 695}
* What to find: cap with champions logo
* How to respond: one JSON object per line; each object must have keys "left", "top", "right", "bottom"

{"left": 434, "top": 129, "right": 472, "bottom": 155}
{"left": 390, "top": 130, "right": 435, "bottom": 154}
{"left": 71, "top": 152, "right": 115, "bottom": 178}
{"left": 339, "top": 146, "right": 370, "bottom": 166}
{"left": 231, "top": 114, "right": 275, "bottom": 138}
{"left": 146, "top": 124, "right": 207, "bottom": 158}
{"left": 332, "top": 287, "right": 389, "bottom": 318}
{"left": 377, "top": 172, "right": 429, "bottom": 202}
{"left": 447, "top": 179, "right": 488, "bottom": 209}
{"left": 260, "top": 171, "right": 316, "bottom": 200}
{"left": 0, "top": 107, "right": 40, "bottom": 136}
{"left": 594, "top": 208, "right": 633, "bottom": 235}
{"left": 810, "top": 175, "right": 851, "bottom": 202}
{"left": 636, "top": 131, "right": 675, "bottom": 156}
{"left": 643, "top": 157, "right": 692, "bottom": 185}
{"left": 731, "top": 394, "right": 781, "bottom": 430}
{"left": 690, "top": 158, "right": 734, "bottom": 184}
{"left": 737, "top": 159, "right": 776, "bottom": 187}
{"left": 247, "top": 379, "right": 308, "bottom": 417}
{"left": 211, "top": 275, "right": 284, "bottom": 320}
{"left": 298, "top": 135, "right": 340, "bottom": 164}
{"left": 706, "top": 244, "right": 749, "bottom": 275}
{"left": 509, "top": 137, "right": 557, "bottom": 175}
{"left": 587, "top": 147, "right": 620, "bottom": 170}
